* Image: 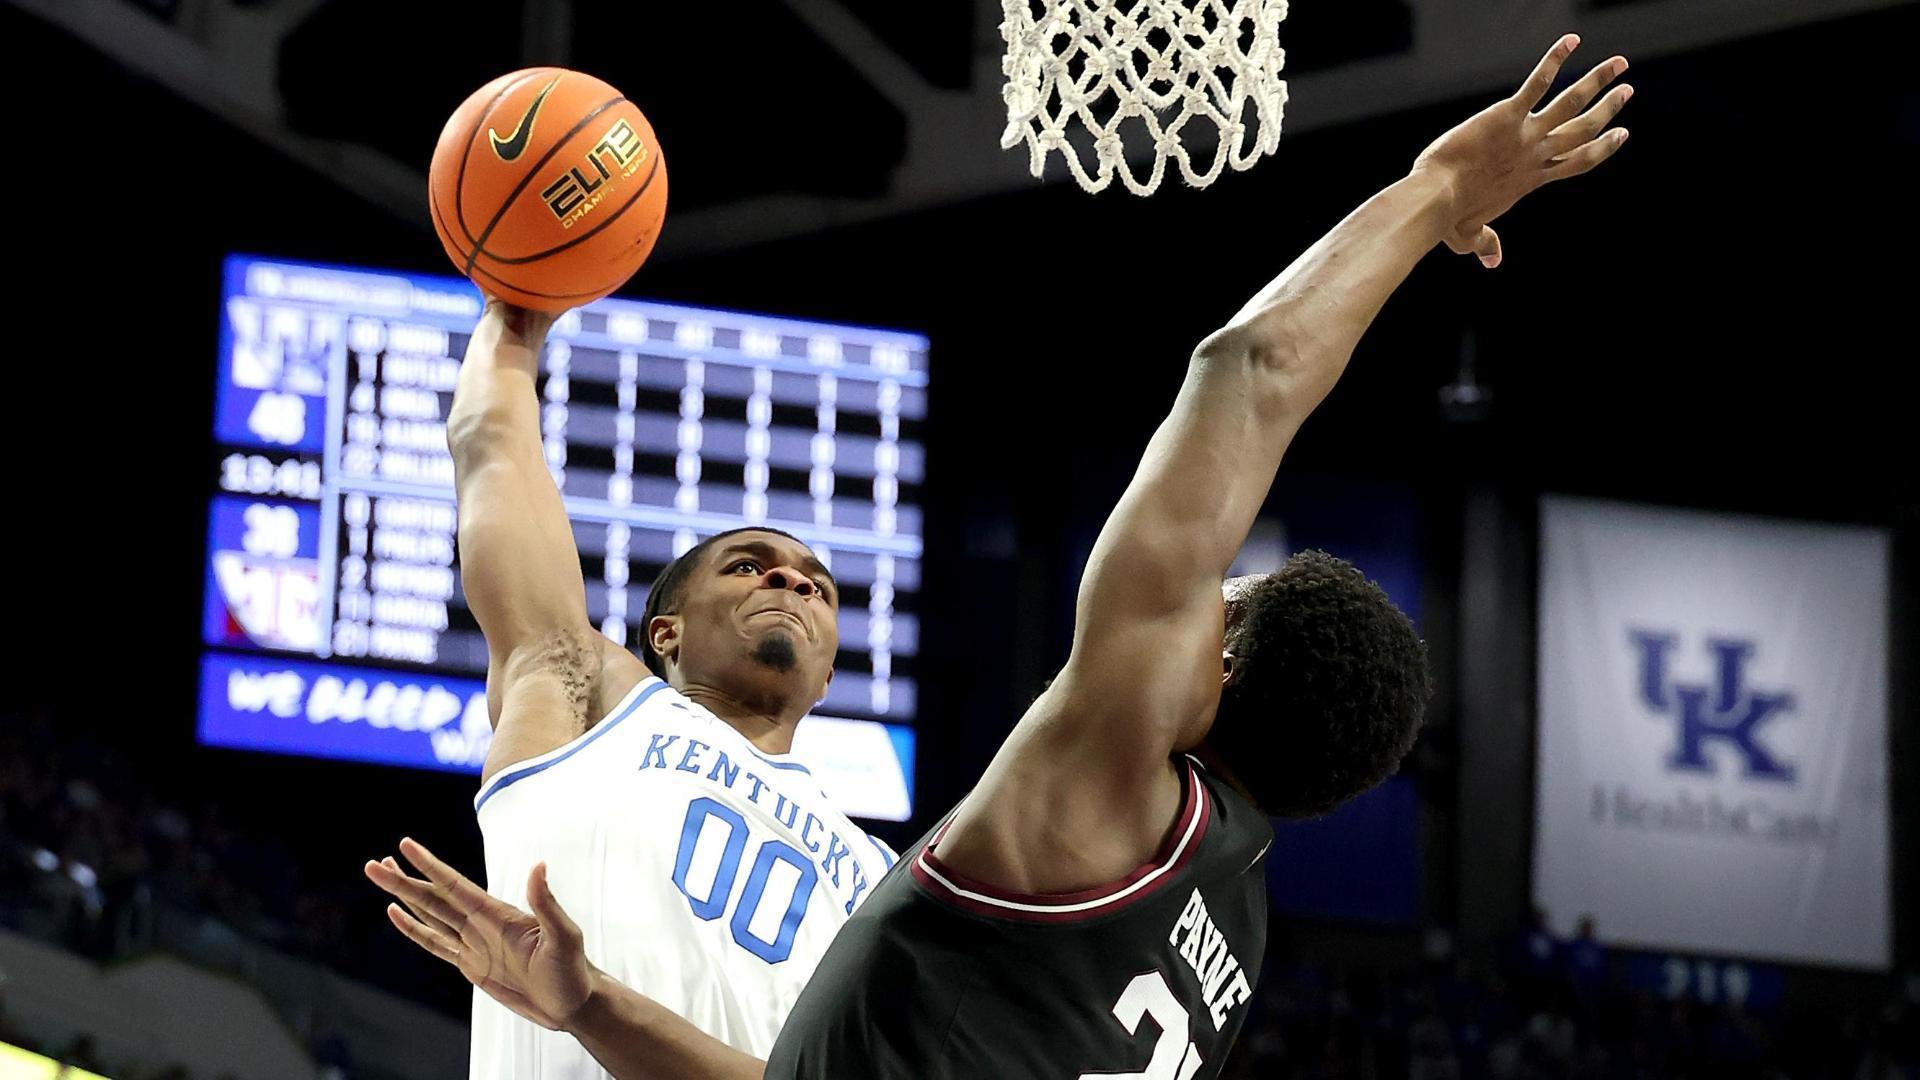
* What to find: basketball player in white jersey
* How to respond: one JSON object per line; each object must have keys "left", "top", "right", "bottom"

{"left": 364, "top": 302, "right": 895, "bottom": 1077}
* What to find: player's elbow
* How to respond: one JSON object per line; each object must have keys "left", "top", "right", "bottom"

{"left": 1197, "top": 317, "right": 1309, "bottom": 375}
{"left": 1192, "top": 326, "right": 1307, "bottom": 422}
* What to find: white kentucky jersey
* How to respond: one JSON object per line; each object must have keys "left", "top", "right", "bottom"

{"left": 469, "top": 675, "right": 898, "bottom": 1079}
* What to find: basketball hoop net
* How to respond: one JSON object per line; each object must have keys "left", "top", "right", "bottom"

{"left": 999, "top": 0, "right": 1290, "bottom": 195}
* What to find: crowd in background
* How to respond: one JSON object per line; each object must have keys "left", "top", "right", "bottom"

{"left": 1, "top": 712, "right": 1913, "bottom": 1079}
{"left": 0, "top": 711, "right": 461, "bottom": 994}
{"left": 0, "top": 712, "right": 429, "bottom": 1078}
{"left": 1224, "top": 926, "right": 1918, "bottom": 1079}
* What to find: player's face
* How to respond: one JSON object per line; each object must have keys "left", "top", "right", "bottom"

{"left": 675, "top": 532, "right": 840, "bottom": 703}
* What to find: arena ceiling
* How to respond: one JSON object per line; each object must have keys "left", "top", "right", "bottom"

{"left": 8, "top": 0, "right": 1909, "bottom": 259}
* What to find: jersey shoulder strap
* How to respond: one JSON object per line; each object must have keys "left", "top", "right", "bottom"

{"left": 473, "top": 675, "right": 668, "bottom": 813}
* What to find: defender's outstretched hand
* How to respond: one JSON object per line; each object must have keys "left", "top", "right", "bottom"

{"left": 365, "top": 837, "right": 591, "bottom": 1031}
{"left": 1413, "top": 34, "right": 1634, "bottom": 268}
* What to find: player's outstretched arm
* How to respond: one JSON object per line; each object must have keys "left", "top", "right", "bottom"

{"left": 448, "top": 301, "right": 649, "bottom": 779}
{"left": 366, "top": 839, "right": 765, "bottom": 1080}
{"left": 964, "top": 35, "right": 1631, "bottom": 863}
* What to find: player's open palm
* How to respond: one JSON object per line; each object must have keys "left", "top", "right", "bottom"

{"left": 1412, "top": 34, "right": 1633, "bottom": 268}
{"left": 365, "top": 837, "right": 592, "bottom": 1031}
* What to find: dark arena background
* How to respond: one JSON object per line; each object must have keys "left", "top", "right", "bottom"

{"left": 1, "top": 0, "right": 1915, "bottom": 1077}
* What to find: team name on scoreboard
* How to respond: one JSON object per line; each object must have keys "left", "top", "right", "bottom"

{"left": 541, "top": 118, "right": 651, "bottom": 230}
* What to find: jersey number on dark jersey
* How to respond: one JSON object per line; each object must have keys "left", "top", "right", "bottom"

{"left": 1079, "top": 970, "right": 1207, "bottom": 1080}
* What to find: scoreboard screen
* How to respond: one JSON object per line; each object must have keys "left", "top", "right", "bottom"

{"left": 199, "top": 255, "right": 924, "bottom": 821}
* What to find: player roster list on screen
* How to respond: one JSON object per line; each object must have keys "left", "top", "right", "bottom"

{"left": 198, "top": 255, "right": 925, "bottom": 821}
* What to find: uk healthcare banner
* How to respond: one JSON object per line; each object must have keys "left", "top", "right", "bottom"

{"left": 1533, "top": 497, "right": 1889, "bottom": 969}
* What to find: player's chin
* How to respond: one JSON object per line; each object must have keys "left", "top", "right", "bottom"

{"left": 745, "top": 626, "right": 803, "bottom": 674}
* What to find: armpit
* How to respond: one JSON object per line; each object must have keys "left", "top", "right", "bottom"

{"left": 515, "top": 628, "right": 606, "bottom": 733}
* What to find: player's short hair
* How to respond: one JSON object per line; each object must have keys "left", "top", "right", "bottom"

{"left": 1213, "top": 549, "right": 1431, "bottom": 819}
{"left": 638, "top": 526, "right": 812, "bottom": 678}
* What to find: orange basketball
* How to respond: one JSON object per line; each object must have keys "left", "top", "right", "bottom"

{"left": 428, "top": 68, "right": 668, "bottom": 313}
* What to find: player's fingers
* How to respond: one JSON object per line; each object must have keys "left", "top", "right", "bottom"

{"left": 381, "top": 857, "right": 456, "bottom": 929}
{"left": 1537, "top": 55, "right": 1627, "bottom": 128}
{"left": 1544, "top": 128, "right": 1629, "bottom": 182}
{"left": 1473, "top": 226, "right": 1503, "bottom": 269}
{"left": 527, "top": 862, "right": 584, "bottom": 947}
{"left": 387, "top": 902, "right": 462, "bottom": 967}
{"left": 383, "top": 859, "right": 462, "bottom": 938}
{"left": 366, "top": 858, "right": 466, "bottom": 930}
{"left": 1510, "top": 35, "right": 1580, "bottom": 111}
{"left": 1545, "top": 83, "right": 1633, "bottom": 157}
{"left": 399, "top": 837, "right": 492, "bottom": 914}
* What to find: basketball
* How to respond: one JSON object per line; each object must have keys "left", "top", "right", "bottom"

{"left": 429, "top": 68, "right": 668, "bottom": 312}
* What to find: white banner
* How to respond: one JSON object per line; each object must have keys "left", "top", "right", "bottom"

{"left": 1533, "top": 497, "right": 1889, "bottom": 969}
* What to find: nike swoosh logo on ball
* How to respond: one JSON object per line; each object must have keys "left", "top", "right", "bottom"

{"left": 489, "top": 75, "right": 562, "bottom": 162}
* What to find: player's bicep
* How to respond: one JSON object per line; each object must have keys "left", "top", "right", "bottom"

{"left": 1078, "top": 350, "right": 1304, "bottom": 627}
{"left": 1050, "top": 361, "right": 1294, "bottom": 754}
{"left": 1049, "top": 599, "right": 1225, "bottom": 777}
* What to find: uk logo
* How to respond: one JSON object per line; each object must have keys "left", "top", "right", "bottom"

{"left": 1629, "top": 631, "right": 1795, "bottom": 782}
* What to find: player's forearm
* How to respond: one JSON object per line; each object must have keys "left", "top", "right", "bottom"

{"left": 566, "top": 971, "right": 766, "bottom": 1080}
{"left": 1066, "top": 170, "right": 1459, "bottom": 640}
{"left": 1205, "top": 168, "right": 1456, "bottom": 420}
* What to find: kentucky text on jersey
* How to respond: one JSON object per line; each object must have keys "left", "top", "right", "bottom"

{"left": 640, "top": 732, "right": 876, "bottom": 915}
{"left": 1169, "top": 887, "right": 1252, "bottom": 1030}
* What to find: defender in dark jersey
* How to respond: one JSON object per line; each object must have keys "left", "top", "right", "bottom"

{"left": 770, "top": 756, "right": 1275, "bottom": 1079}
{"left": 368, "top": 35, "right": 1632, "bottom": 1080}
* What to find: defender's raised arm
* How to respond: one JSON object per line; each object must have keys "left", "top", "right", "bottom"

{"left": 1066, "top": 32, "right": 1627, "bottom": 771}
{"left": 943, "top": 35, "right": 1630, "bottom": 891}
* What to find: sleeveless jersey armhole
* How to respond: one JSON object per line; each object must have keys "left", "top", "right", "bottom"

{"left": 474, "top": 676, "right": 666, "bottom": 813}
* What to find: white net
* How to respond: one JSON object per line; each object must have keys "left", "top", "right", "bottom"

{"left": 999, "top": 0, "right": 1290, "bottom": 195}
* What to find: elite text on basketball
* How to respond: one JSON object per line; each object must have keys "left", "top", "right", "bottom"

{"left": 541, "top": 118, "right": 651, "bottom": 229}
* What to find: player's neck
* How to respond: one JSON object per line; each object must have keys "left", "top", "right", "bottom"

{"left": 675, "top": 683, "right": 803, "bottom": 754}
{"left": 1189, "top": 741, "right": 1262, "bottom": 812}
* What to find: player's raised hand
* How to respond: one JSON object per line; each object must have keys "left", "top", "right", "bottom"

{"left": 1411, "top": 34, "right": 1634, "bottom": 268}
{"left": 364, "top": 837, "right": 592, "bottom": 1031}
{"left": 478, "top": 296, "right": 559, "bottom": 345}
